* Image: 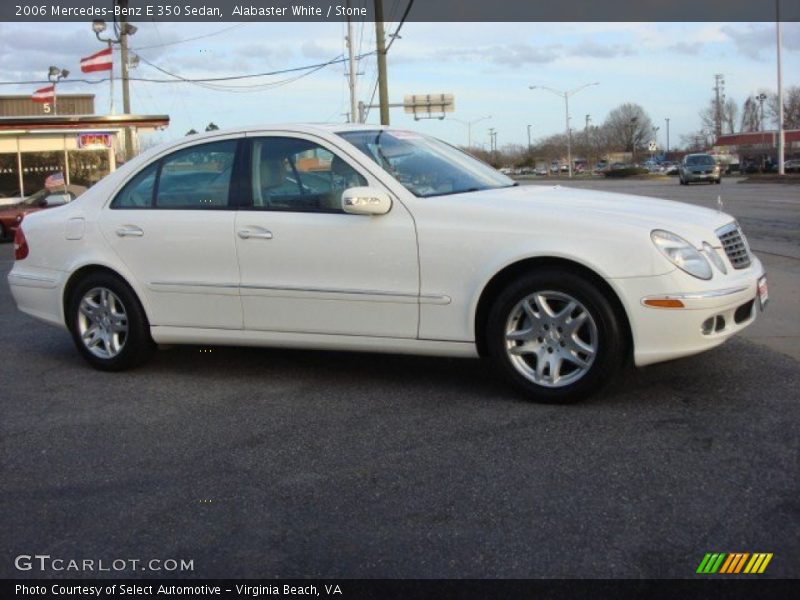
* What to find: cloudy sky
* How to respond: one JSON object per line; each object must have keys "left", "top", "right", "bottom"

{"left": 0, "top": 20, "right": 798, "bottom": 150}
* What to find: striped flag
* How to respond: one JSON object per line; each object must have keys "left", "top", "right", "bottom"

{"left": 32, "top": 85, "right": 55, "bottom": 103}
{"left": 44, "top": 172, "right": 66, "bottom": 191}
{"left": 80, "top": 46, "right": 113, "bottom": 73}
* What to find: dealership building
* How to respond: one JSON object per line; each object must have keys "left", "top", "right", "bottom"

{"left": 715, "top": 129, "right": 800, "bottom": 169}
{"left": 0, "top": 94, "right": 169, "bottom": 197}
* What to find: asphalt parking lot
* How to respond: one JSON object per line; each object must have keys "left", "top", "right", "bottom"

{"left": 1, "top": 179, "right": 798, "bottom": 579}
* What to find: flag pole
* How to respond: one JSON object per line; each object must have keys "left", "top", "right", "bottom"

{"left": 109, "top": 41, "right": 115, "bottom": 114}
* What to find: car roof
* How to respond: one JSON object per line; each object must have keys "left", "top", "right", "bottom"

{"left": 176, "top": 122, "right": 389, "bottom": 143}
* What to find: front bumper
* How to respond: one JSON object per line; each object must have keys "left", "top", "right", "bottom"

{"left": 684, "top": 170, "right": 719, "bottom": 182}
{"left": 610, "top": 256, "right": 765, "bottom": 367}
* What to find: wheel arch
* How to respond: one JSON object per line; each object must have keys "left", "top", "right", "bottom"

{"left": 62, "top": 263, "right": 152, "bottom": 329}
{"left": 473, "top": 256, "right": 633, "bottom": 359}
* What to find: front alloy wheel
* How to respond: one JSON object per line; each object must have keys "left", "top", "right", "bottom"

{"left": 486, "top": 269, "right": 626, "bottom": 403}
{"left": 504, "top": 291, "right": 598, "bottom": 388}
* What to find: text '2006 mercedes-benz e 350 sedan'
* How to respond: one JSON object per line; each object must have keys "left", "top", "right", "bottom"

{"left": 8, "top": 125, "right": 767, "bottom": 403}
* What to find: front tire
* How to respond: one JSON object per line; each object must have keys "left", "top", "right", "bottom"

{"left": 67, "top": 272, "right": 155, "bottom": 371}
{"left": 486, "top": 269, "right": 626, "bottom": 403}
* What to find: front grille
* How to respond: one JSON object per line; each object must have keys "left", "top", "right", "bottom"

{"left": 716, "top": 222, "right": 751, "bottom": 269}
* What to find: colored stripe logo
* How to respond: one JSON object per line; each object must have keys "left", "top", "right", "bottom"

{"left": 697, "top": 552, "right": 773, "bottom": 574}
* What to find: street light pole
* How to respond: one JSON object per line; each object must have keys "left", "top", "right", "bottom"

{"left": 757, "top": 93, "right": 767, "bottom": 132}
{"left": 665, "top": 118, "right": 670, "bottom": 153}
{"left": 451, "top": 116, "right": 491, "bottom": 149}
{"left": 47, "top": 66, "right": 69, "bottom": 116}
{"left": 529, "top": 82, "right": 599, "bottom": 178}
{"left": 776, "top": 0, "right": 785, "bottom": 175}
{"left": 527, "top": 124, "right": 532, "bottom": 151}
{"left": 92, "top": 10, "right": 137, "bottom": 160}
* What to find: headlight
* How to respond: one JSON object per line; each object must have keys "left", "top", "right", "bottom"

{"left": 651, "top": 230, "right": 712, "bottom": 280}
{"left": 702, "top": 242, "right": 727, "bottom": 274}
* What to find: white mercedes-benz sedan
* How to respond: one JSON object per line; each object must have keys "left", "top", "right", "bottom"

{"left": 8, "top": 125, "right": 767, "bottom": 403}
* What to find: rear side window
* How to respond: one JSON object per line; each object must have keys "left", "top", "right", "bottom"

{"left": 111, "top": 162, "right": 157, "bottom": 208}
{"left": 156, "top": 140, "right": 237, "bottom": 208}
{"left": 111, "top": 140, "right": 238, "bottom": 209}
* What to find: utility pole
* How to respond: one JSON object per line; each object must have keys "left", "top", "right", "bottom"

{"left": 345, "top": 1, "right": 358, "bottom": 123}
{"left": 776, "top": 0, "right": 785, "bottom": 175}
{"left": 118, "top": 0, "right": 135, "bottom": 159}
{"left": 665, "top": 118, "right": 670, "bottom": 153}
{"left": 374, "top": 0, "right": 390, "bottom": 125}
{"left": 713, "top": 73, "right": 725, "bottom": 139}
{"left": 527, "top": 124, "right": 532, "bottom": 151}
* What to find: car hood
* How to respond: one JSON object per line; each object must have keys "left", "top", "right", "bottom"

{"left": 456, "top": 184, "right": 735, "bottom": 246}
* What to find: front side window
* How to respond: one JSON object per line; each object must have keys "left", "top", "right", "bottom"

{"left": 250, "top": 137, "right": 367, "bottom": 212}
{"left": 337, "top": 130, "right": 514, "bottom": 198}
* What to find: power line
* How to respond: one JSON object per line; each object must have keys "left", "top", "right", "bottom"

{"left": 364, "top": 0, "right": 414, "bottom": 121}
{"left": 130, "top": 23, "right": 248, "bottom": 51}
{"left": 0, "top": 53, "right": 375, "bottom": 87}
{"left": 386, "top": 0, "right": 414, "bottom": 52}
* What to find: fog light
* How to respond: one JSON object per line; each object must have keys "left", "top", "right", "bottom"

{"left": 702, "top": 317, "right": 715, "bottom": 335}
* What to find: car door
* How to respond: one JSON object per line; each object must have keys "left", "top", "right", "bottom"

{"left": 99, "top": 137, "right": 244, "bottom": 329}
{"left": 234, "top": 133, "right": 419, "bottom": 338}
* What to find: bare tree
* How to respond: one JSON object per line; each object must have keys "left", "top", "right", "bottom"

{"left": 602, "top": 103, "right": 655, "bottom": 158}
{"left": 700, "top": 98, "right": 738, "bottom": 136}
{"left": 768, "top": 86, "right": 800, "bottom": 130}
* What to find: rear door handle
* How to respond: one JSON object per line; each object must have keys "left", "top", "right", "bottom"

{"left": 116, "top": 225, "right": 144, "bottom": 237}
{"left": 238, "top": 228, "right": 273, "bottom": 240}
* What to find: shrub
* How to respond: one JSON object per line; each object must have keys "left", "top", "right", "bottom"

{"left": 603, "top": 167, "right": 649, "bottom": 178}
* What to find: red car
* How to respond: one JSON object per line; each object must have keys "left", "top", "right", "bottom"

{"left": 0, "top": 185, "right": 85, "bottom": 240}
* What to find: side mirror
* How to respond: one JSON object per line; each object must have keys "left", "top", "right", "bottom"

{"left": 45, "top": 194, "right": 70, "bottom": 207}
{"left": 341, "top": 186, "right": 392, "bottom": 216}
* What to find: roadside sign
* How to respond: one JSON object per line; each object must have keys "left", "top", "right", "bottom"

{"left": 648, "top": 141, "right": 658, "bottom": 152}
{"left": 403, "top": 93, "right": 454, "bottom": 120}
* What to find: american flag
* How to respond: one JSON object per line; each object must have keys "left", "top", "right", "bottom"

{"left": 31, "top": 85, "right": 55, "bottom": 103}
{"left": 44, "top": 172, "right": 66, "bottom": 191}
{"left": 80, "top": 46, "right": 113, "bottom": 73}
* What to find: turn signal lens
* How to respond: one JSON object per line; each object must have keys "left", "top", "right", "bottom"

{"left": 644, "top": 298, "right": 685, "bottom": 308}
{"left": 14, "top": 227, "right": 28, "bottom": 260}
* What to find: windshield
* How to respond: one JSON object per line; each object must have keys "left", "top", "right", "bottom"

{"left": 686, "top": 155, "right": 716, "bottom": 166}
{"left": 337, "top": 130, "right": 514, "bottom": 197}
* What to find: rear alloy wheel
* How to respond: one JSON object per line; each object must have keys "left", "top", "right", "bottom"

{"left": 486, "top": 270, "right": 625, "bottom": 403}
{"left": 68, "top": 272, "right": 155, "bottom": 371}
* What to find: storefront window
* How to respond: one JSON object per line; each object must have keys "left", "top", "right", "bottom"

{"left": 0, "top": 153, "right": 20, "bottom": 197}
{"left": 68, "top": 149, "right": 110, "bottom": 188}
{"left": 21, "top": 152, "right": 65, "bottom": 195}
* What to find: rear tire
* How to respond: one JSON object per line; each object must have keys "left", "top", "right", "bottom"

{"left": 485, "top": 269, "right": 626, "bottom": 403}
{"left": 67, "top": 272, "right": 155, "bottom": 371}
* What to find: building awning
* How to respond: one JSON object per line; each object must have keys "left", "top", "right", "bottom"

{"left": 0, "top": 114, "right": 169, "bottom": 132}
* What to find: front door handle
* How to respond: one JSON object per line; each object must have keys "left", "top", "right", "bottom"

{"left": 116, "top": 225, "right": 144, "bottom": 237}
{"left": 238, "top": 228, "right": 273, "bottom": 240}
